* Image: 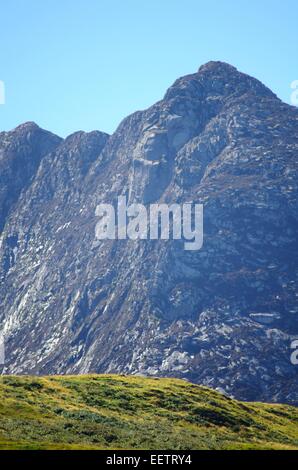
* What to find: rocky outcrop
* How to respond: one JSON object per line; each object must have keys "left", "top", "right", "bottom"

{"left": 0, "top": 62, "right": 297, "bottom": 404}
{"left": 0, "top": 122, "right": 62, "bottom": 231}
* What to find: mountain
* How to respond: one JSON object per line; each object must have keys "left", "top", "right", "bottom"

{"left": 0, "top": 62, "right": 297, "bottom": 404}
{"left": 1, "top": 374, "right": 298, "bottom": 450}
{"left": 0, "top": 122, "right": 62, "bottom": 232}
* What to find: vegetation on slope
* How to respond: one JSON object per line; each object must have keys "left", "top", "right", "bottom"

{"left": 0, "top": 374, "right": 297, "bottom": 450}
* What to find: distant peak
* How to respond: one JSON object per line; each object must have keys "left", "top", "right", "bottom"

{"left": 8, "top": 122, "right": 63, "bottom": 143}
{"left": 164, "top": 61, "right": 277, "bottom": 103}
{"left": 64, "top": 130, "right": 110, "bottom": 145}
{"left": 197, "top": 61, "right": 238, "bottom": 74}
{"left": 14, "top": 121, "right": 40, "bottom": 132}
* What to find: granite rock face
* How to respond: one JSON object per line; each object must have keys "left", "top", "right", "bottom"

{"left": 0, "top": 62, "right": 297, "bottom": 404}
{"left": 0, "top": 122, "right": 62, "bottom": 231}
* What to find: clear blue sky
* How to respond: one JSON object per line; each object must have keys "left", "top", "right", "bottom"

{"left": 1, "top": 0, "right": 297, "bottom": 137}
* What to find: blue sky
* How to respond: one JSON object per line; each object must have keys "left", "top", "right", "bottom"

{"left": 0, "top": 0, "right": 297, "bottom": 137}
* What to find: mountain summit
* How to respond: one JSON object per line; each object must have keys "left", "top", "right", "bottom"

{"left": 0, "top": 63, "right": 297, "bottom": 404}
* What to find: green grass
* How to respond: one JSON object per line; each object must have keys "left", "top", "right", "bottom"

{"left": 0, "top": 374, "right": 297, "bottom": 450}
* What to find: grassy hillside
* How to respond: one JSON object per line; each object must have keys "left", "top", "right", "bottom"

{"left": 0, "top": 374, "right": 297, "bottom": 450}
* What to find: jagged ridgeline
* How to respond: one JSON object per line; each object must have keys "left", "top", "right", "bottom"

{"left": 0, "top": 62, "right": 297, "bottom": 404}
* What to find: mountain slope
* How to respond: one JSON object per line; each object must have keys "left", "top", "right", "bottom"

{"left": 0, "top": 62, "right": 297, "bottom": 404}
{"left": 0, "top": 122, "right": 62, "bottom": 231}
{"left": 1, "top": 374, "right": 298, "bottom": 450}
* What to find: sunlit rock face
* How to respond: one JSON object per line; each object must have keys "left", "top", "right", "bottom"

{"left": 0, "top": 62, "right": 297, "bottom": 404}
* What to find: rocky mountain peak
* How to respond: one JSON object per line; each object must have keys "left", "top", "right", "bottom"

{"left": 13, "top": 121, "right": 40, "bottom": 132}
{"left": 64, "top": 130, "right": 109, "bottom": 144}
{"left": 164, "top": 60, "right": 277, "bottom": 106}
{"left": 0, "top": 63, "right": 297, "bottom": 405}
{"left": 197, "top": 60, "right": 238, "bottom": 73}
{"left": 0, "top": 123, "right": 62, "bottom": 231}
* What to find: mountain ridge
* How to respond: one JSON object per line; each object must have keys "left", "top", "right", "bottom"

{"left": 0, "top": 62, "right": 297, "bottom": 405}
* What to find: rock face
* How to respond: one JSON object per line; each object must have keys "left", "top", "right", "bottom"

{"left": 0, "top": 122, "right": 62, "bottom": 231}
{"left": 0, "top": 62, "right": 297, "bottom": 404}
